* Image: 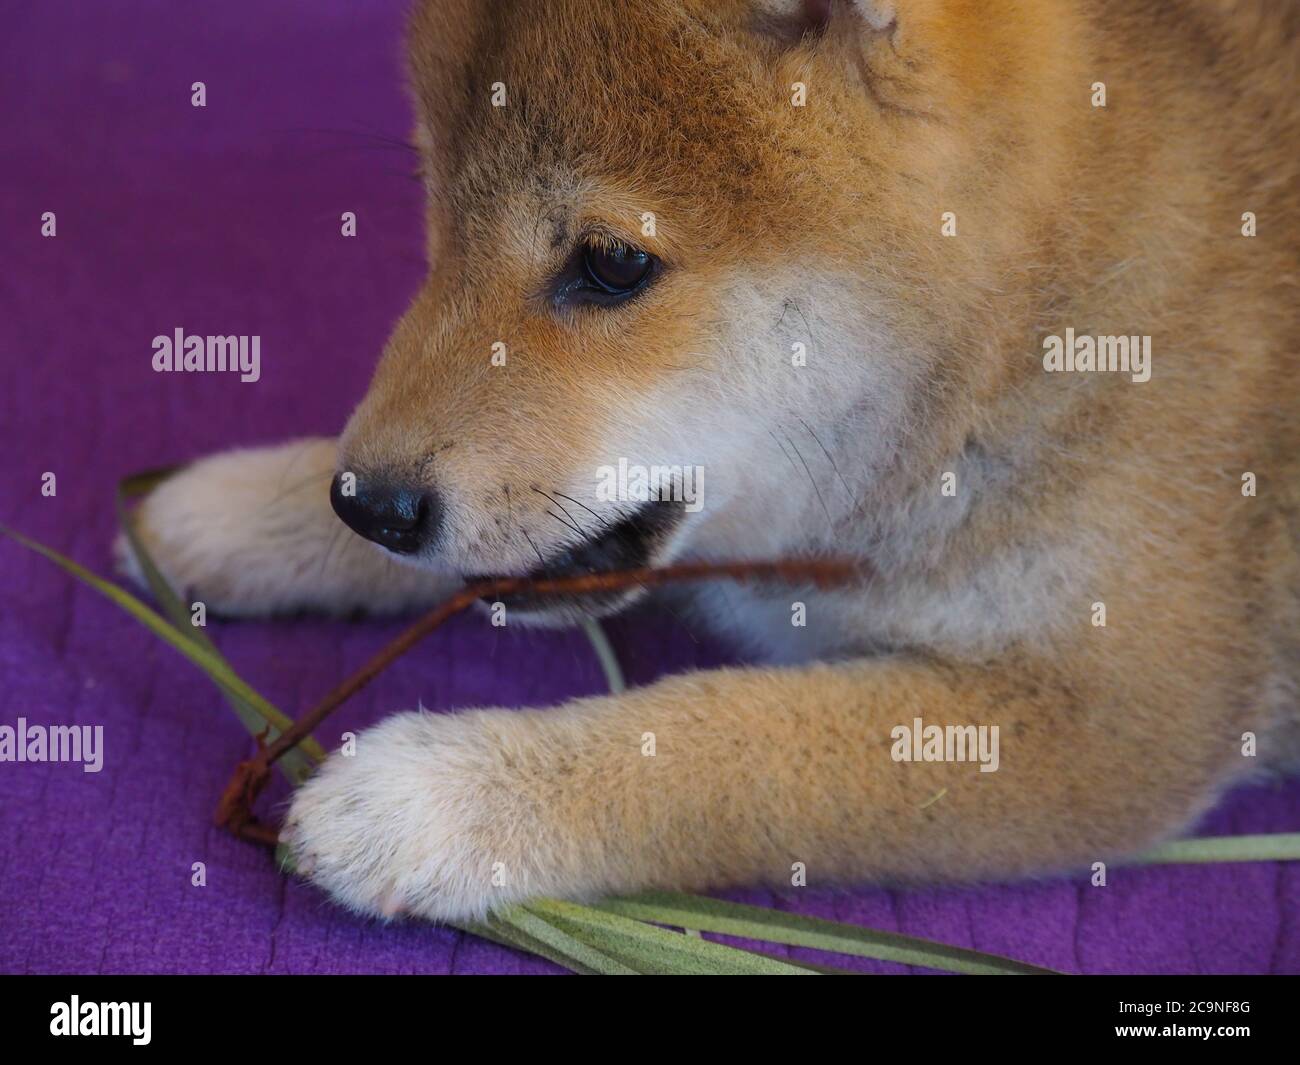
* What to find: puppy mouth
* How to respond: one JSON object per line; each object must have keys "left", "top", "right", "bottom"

{"left": 469, "top": 501, "right": 684, "bottom": 615}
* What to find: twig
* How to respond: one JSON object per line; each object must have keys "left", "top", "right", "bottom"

{"left": 214, "top": 556, "right": 868, "bottom": 844}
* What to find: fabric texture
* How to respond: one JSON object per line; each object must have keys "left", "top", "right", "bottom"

{"left": 1, "top": 0, "right": 1296, "bottom": 975}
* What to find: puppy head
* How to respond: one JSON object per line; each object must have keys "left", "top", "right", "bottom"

{"left": 334, "top": 0, "right": 1077, "bottom": 620}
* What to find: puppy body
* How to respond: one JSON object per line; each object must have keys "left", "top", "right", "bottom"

{"left": 124, "top": 0, "right": 1299, "bottom": 921}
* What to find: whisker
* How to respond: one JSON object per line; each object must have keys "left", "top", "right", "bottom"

{"left": 785, "top": 432, "right": 835, "bottom": 532}
{"left": 532, "top": 488, "right": 585, "bottom": 535}
{"left": 519, "top": 525, "right": 546, "bottom": 569}
{"left": 552, "top": 491, "right": 614, "bottom": 531}
{"left": 529, "top": 202, "right": 570, "bottom": 261}
{"left": 789, "top": 299, "right": 816, "bottom": 351}
{"left": 796, "top": 416, "right": 858, "bottom": 509}
{"left": 769, "top": 429, "right": 802, "bottom": 477}
{"left": 543, "top": 507, "right": 581, "bottom": 536}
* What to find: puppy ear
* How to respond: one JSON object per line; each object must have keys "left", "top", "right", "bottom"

{"left": 751, "top": 0, "right": 896, "bottom": 41}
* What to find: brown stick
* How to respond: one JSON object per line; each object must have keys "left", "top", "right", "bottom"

{"left": 214, "top": 556, "right": 867, "bottom": 842}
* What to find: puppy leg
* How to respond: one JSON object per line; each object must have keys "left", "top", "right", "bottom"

{"left": 284, "top": 655, "right": 1241, "bottom": 922}
{"left": 115, "top": 438, "right": 453, "bottom": 616}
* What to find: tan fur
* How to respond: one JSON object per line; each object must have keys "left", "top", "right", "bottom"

{"left": 123, "top": 0, "right": 1299, "bottom": 922}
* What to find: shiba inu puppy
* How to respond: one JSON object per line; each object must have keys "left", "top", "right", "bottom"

{"left": 120, "top": 0, "right": 1299, "bottom": 923}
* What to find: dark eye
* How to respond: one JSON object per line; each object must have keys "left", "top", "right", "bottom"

{"left": 550, "top": 236, "right": 659, "bottom": 310}
{"left": 580, "top": 240, "right": 654, "bottom": 296}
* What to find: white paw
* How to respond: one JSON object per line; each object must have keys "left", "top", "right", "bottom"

{"left": 282, "top": 710, "right": 545, "bottom": 924}
{"left": 115, "top": 439, "right": 453, "bottom": 616}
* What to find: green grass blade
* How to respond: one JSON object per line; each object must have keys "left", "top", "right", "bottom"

{"left": 592, "top": 892, "right": 1058, "bottom": 974}
{"left": 504, "top": 907, "right": 860, "bottom": 974}
{"left": 1134, "top": 833, "right": 1300, "bottom": 865}
{"left": 488, "top": 908, "right": 639, "bottom": 975}
{"left": 722, "top": 945, "right": 862, "bottom": 974}
{"left": 0, "top": 523, "right": 323, "bottom": 781}
{"left": 115, "top": 472, "right": 325, "bottom": 779}
{"left": 580, "top": 618, "right": 626, "bottom": 694}
{"left": 118, "top": 465, "right": 187, "bottom": 501}
{"left": 467, "top": 918, "right": 600, "bottom": 975}
{"left": 116, "top": 467, "right": 209, "bottom": 640}
{"left": 31, "top": 474, "right": 1291, "bottom": 980}
{"left": 527, "top": 899, "right": 819, "bottom": 974}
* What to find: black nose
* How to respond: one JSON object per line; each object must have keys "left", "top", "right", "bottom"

{"left": 330, "top": 473, "right": 440, "bottom": 555}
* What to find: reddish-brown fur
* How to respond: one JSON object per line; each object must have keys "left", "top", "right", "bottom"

{"left": 125, "top": 0, "right": 1298, "bottom": 921}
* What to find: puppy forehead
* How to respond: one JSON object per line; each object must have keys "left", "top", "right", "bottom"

{"left": 407, "top": 0, "right": 803, "bottom": 239}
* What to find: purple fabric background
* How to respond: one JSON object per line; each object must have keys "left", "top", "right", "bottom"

{"left": 1, "top": 0, "right": 1296, "bottom": 975}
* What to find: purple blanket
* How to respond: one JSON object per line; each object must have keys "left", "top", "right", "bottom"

{"left": 2, "top": 0, "right": 1296, "bottom": 975}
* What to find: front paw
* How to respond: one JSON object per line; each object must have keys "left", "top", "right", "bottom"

{"left": 115, "top": 439, "right": 342, "bottom": 615}
{"left": 282, "top": 710, "right": 542, "bottom": 923}
{"left": 115, "top": 438, "right": 452, "bottom": 616}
